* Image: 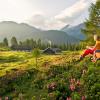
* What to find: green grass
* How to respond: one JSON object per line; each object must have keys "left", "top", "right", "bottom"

{"left": 0, "top": 51, "right": 80, "bottom": 77}
{"left": 0, "top": 50, "right": 99, "bottom": 100}
{"left": 0, "top": 47, "right": 11, "bottom": 51}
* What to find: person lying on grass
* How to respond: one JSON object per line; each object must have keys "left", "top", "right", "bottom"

{"left": 80, "top": 34, "right": 100, "bottom": 62}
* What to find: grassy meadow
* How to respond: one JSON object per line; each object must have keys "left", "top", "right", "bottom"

{"left": 0, "top": 51, "right": 80, "bottom": 77}
{"left": 0, "top": 50, "right": 100, "bottom": 100}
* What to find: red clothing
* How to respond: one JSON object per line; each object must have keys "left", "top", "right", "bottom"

{"left": 82, "top": 48, "right": 95, "bottom": 57}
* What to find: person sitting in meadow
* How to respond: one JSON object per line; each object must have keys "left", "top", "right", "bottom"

{"left": 80, "top": 34, "right": 100, "bottom": 62}
{"left": 92, "top": 35, "right": 100, "bottom": 62}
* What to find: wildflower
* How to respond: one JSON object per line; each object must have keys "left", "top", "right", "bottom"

{"left": 0, "top": 97, "right": 2, "bottom": 100}
{"left": 5, "top": 96, "right": 9, "bottom": 100}
{"left": 70, "top": 84, "right": 75, "bottom": 91}
{"left": 76, "top": 80, "right": 80, "bottom": 86}
{"left": 47, "top": 82, "right": 57, "bottom": 91}
{"left": 66, "top": 97, "right": 72, "bottom": 100}
{"left": 70, "top": 78, "right": 75, "bottom": 84}
{"left": 82, "top": 96, "right": 86, "bottom": 100}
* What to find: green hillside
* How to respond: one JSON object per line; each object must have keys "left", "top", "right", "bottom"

{"left": 36, "top": 30, "right": 79, "bottom": 45}
{"left": 0, "top": 21, "right": 79, "bottom": 45}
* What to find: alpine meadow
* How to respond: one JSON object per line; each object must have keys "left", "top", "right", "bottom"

{"left": 0, "top": 0, "right": 100, "bottom": 100}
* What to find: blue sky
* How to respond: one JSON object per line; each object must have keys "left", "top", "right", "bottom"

{"left": 0, "top": 0, "right": 96, "bottom": 29}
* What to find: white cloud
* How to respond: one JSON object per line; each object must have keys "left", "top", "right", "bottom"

{"left": 45, "top": 18, "right": 66, "bottom": 30}
{"left": 27, "top": 14, "right": 66, "bottom": 30}
{"left": 27, "top": 0, "right": 96, "bottom": 30}
{"left": 55, "top": 0, "right": 89, "bottom": 23}
{"left": 27, "top": 13, "right": 47, "bottom": 29}
{"left": 0, "top": 0, "right": 39, "bottom": 22}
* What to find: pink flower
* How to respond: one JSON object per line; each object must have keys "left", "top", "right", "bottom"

{"left": 47, "top": 82, "right": 57, "bottom": 90}
{"left": 70, "top": 78, "right": 75, "bottom": 84}
{"left": 5, "top": 96, "right": 9, "bottom": 100}
{"left": 82, "top": 96, "right": 86, "bottom": 100}
{"left": 76, "top": 80, "right": 80, "bottom": 86}
{"left": 66, "top": 97, "right": 72, "bottom": 100}
{"left": 0, "top": 97, "right": 2, "bottom": 100}
{"left": 70, "top": 84, "right": 75, "bottom": 91}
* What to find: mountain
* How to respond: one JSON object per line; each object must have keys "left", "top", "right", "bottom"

{"left": 35, "top": 30, "right": 79, "bottom": 45}
{"left": 0, "top": 21, "right": 41, "bottom": 40}
{"left": 0, "top": 21, "right": 79, "bottom": 45}
{"left": 61, "top": 24, "right": 70, "bottom": 30}
{"left": 61, "top": 23, "right": 86, "bottom": 40}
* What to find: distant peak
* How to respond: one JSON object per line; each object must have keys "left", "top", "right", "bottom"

{"left": 0, "top": 21, "right": 18, "bottom": 24}
{"left": 61, "top": 24, "right": 70, "bottom": 30}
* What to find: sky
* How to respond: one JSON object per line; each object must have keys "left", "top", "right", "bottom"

{"left": 0, "top": 0, "right": 96, "bottom": 30}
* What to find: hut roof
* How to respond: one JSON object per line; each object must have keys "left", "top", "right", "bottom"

{"left": 43, "top": 47, "right": 56, "bottom": 54}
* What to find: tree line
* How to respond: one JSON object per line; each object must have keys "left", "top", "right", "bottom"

{"left": 0, "top": 37, "right": 86, "bottom": 51}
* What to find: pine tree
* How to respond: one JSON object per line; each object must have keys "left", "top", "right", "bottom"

{"left": 11, "top": 37, "right": 18, "bottom": 47}
{"left": 37, "top": 39, "right": 41, "bottom": 48}
{"left": 29, "top": 39, "right": 34, "bottom": 49}
{"left": 3, "top": 38, "right": 8, "bottom": 47}
{"left": 82, "top": 0, "right": 100, "bottom": 38}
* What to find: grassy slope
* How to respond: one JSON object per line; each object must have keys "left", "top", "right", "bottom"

{"left": 0, "top": 51, "right": 80, "bottom": 77}
{"left": 0, "top": 51, "right": 100, "bottom": 100}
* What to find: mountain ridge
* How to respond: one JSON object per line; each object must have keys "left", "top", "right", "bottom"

{"left": 0, "top": 21, "right": 80, "bottom": 45}
{"left": 61, "top": 23, "right": 86, "bottom": 40}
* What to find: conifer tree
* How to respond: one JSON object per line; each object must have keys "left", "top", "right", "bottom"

{"left": 3, "top": 38, "right": 8, "bottom": 47}
{"left": 82, "top": 0, "right": 100, "bottom": 38}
